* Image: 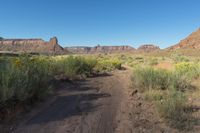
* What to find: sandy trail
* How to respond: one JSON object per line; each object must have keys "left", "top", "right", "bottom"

{"left": 9, "top": 70, "right": 131, "bottom": 133}
{"left": 1, "top": 69, "right": 185, "bottom": 133}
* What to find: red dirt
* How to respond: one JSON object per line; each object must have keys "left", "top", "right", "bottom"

{"left": 155, "top": 62, "right": 174, "bottom": 70}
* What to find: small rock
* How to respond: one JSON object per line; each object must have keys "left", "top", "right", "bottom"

{"left": 131, "top": 90, "right": 138, "bottom": 96}
{"left": 137, "top": 103, "right": 142, "bottom": 107}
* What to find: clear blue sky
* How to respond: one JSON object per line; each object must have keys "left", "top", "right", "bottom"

{"left": 0, "top": 0, "right": 200, "bottom": 48}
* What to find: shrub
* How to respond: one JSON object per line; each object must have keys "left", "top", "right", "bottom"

{"left": 172, "top": 54, "right": 190, "bottom": 63}
{"left": 132, "top": 67, "right": 195, "bottom": 92}
{"left": 131, "top": 66, "right": 197, "bottom": 130}
{"left": 157, "top": 89, "right": 194, "bottom": 130}
{"left": 95, "top": 59, "right": 122, "bottom": 72}
{"left": 175, "top": 62, "right": 200, "bottom": 79}
{"left": 144, "top": 89, "right": 164, "bottom": 101}
{"left": 149, "top": 58, "right": 158, "bottom": 66}
{"left": 135, "top": 57, "right": 143, "bottom": 60}
{"left": 53, "top": 56, "right": 97, "bottom": 78}
{"left": 131, "top": 67, "right": 172, "bottom": 92}
{"left": 0, "top": 56, "right": 53, "bottom": 105}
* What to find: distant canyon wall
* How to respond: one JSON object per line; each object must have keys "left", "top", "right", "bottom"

{"left": 0, "top": 36, "right": 162, "bottom": 54}
{"left": 66, "top": 45, "right": 135, "bottom": 53}
{"left": 66, "top": 44, "right": 160, "bottom": 54}
{"left": 0, "top": 37, "right": 66, "bottom": 54}
{"left": 137, "top": 44, "right": 160, "bottom": 52}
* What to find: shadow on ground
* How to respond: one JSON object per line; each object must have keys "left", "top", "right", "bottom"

{"left": 26, "top": 88, "right": 111, "bottom": 125}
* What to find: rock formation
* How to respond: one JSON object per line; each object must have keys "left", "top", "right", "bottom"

{"left": 65, "top": 45, "right": 135, "bottom": 53}
{"left": 0, "top": 37, "right": 66, "bottom": 54}
{"left": 169, "top": 28, "right": 200, "bottom": 50}
{"left": 137, "top": 44, "right": 160, "bottom": 52}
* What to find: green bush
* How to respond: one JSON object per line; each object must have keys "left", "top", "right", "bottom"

{"left": 175, "top": 62, "right": 200, "bottom": 79}
{"left": 53, "top": 56, "right": 97, "bottom": 78}
{"left": 0, "top": 54, "right": 123, "bottom": 113}
{"left": 144, "top": 90, "right": 165, "bottom": 101}
{"left": 149, "top": 58, "right": 158, "bottom": 66}
{"left": 135, "top": 57, "right": 143, "bottom": 60}
{"left": 172, "top": 54, "right": 190, "bottom": 63}
{"left": 0, "top": 56, "right": 53, "bottom": 105}
{"left": 95, "top": 59, "right": 122, "bottom": 72}
{"left": 157, "top": 89, "right": 194, "bottom": 130}
{"left": 131, "top": 67, "right": 172, "bottom": 92}
{"left": 131, "top": 67, "right": 197, "bottom": 130}
{"left": 131, "top": 67, "right": 194, "bottom": 92}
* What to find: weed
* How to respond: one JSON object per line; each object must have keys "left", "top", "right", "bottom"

{"left": 157, "top": 89, "right": 195, "bottom": 130}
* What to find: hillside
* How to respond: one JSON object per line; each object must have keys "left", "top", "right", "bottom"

{"left": 169, "top": 28, "right": 200, "bottom": 50}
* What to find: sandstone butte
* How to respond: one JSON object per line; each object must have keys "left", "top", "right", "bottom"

{"left": 0, "top": 37, "right": 66, "bottom": 55}
{"left": 137, "top": 44, "right": 160, "bottom": 52}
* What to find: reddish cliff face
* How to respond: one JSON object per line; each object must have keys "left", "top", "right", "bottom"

{"left": 0, "top": 37, "right": 66, "bottom": 54}
{"left": 169, "top": 28, "right": 200, "bottom": 50}
{"left": 65, "top": 45, "right": 135, "bottom": 53}
{"left": 137, "top": 44, "right": 160, "bottom": 52}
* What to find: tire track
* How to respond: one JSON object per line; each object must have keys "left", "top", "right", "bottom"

{"left": 11, "top": 70, "right": 127, "bottom": 133}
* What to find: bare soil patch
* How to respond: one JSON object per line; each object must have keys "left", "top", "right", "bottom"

{"left": 155, "top": 61, "right": 174, "bottom": 70}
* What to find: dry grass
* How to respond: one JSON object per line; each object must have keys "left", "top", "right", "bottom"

{"left": 131, "top": 61, "right": 200, "bottom": 130}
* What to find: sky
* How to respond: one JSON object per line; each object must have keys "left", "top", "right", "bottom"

{"left": 0, "top": 0, "right": 200, "bottom": 48}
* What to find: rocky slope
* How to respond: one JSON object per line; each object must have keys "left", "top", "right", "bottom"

{"left": 137, "top": 44, "right": 160, "bottom": 52}
{"left": 169, "top": 28, "right": 200, "bottom": 50}
{"left": 65, "top": 45, "right": 135, "bottom": 53}
{"left": 0, "top": 37, "right": 66, "bottom": 54}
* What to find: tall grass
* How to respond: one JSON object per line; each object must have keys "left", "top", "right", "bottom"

{"left": 131, "top": 64, "right": 199, "bottom": 92}
{"left": 156, "top": 89, "right": 194, "bottom": 130}
{"left": 131, "top": 66, "right": 200, "bottom": 130}
{"left": 131, "top": 68, "right": 172, "bottom": 91}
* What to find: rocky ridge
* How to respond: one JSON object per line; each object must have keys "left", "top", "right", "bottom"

{"left": 65, "top": 45, "right": 135, "bottom": 53}
{"left": 137, "top": 44, "right": 160, "bottom": 52}
{"left": 0, "top": 37, "right": 66, "bottom": 54}
{"left": 0, "top": 36, "right": 162, "bottom": 54}
{"left": 169, "top": 28, "right": 200, "bottom": 50}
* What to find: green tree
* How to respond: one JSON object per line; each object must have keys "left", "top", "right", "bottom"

{"left": 0, "top": 37, "right": 4, "bottom": 41}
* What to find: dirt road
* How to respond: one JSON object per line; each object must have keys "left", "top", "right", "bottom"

{"left": 4, "top": 70, "right": 132, "bottom": 133}
{"left": 2, "top": 68, "right": 181, "bottom": 133}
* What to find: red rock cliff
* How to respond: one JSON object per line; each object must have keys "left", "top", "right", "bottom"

{"left": 0, "top": 37, "right": 66, "bottom": 54}
{"left": 169, "top": 28, "right": 200, "bottom": 50}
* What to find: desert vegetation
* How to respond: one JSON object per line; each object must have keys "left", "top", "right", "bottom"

{"left": 1, "top": 52, "right": 200, "bottom": 132}
{"left": 130, "top": 54, "right": 200, "bottom": 130}
{"left": 0, "top": 56, "right": 53, "bottom": 104}
{"left": 0, "top": 54, "right": 122, "bottom": 120}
